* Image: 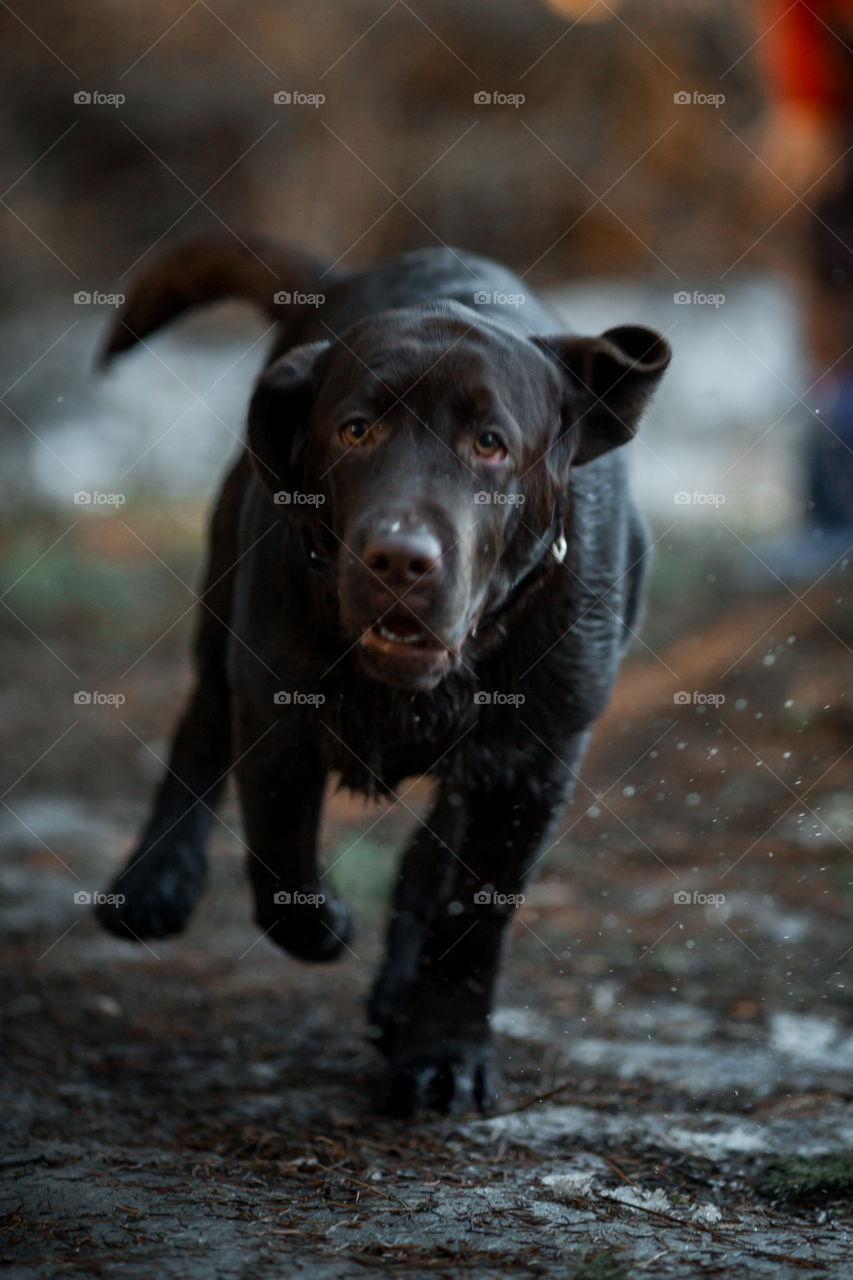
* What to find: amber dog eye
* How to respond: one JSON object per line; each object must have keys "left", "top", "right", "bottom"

{"left": 473, "top": 430, "right": 506, "bottom": 459}
{"left": 340, "top": 421, "right": 371, "bottom": 446}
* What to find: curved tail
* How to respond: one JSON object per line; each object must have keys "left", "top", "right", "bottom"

{"left": 101, "top": 233, "right": 337, "bottom": 364}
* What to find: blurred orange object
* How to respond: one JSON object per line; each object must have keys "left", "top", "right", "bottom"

{"left": 759, "top": 0, "right": 853, "bottom": 193}
{"left": 539, "top": 0, "right": 616, "bottom": 21}
{"left": 760, "top": 0, "right": 853, "bottom": 120}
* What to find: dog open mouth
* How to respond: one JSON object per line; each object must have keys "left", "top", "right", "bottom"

{"left": 362, "top": 614, "right": 441, "bottom": 653}
{"left": 358, "top": 614, "right": 453, "bottom": 688}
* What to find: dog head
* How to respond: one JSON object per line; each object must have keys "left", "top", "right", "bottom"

{"left": 248, "top": 301, "right": 669, "bottom": 690}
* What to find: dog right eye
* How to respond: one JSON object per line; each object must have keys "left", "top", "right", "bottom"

{"left": 340, "top": 421, "right": 372, "bottom": 446}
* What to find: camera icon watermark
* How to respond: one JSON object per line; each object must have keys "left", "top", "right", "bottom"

{"left": 273, "top": 490, "right": 326, "bottom": 506}
{"left": 473, "top": 290, "right": 525, "bottom": 307}
{"left": 74, "top": 291, "right": 125, "bottom": 307}
{"left": 673, "top": 491, "right": 726, "bottom": 508}
{"left": 74, "top": 890, "right": 126, "bottom": 905}
{"left": 73, "top": 491, "right": 126, "bottom": 507}
{"left": 273, "top": 890, "right": 326, "bottom": 905}
{"left": 673, "top": 290, "right": 725, "bottom": 308}
{"left": 273, "top": 291, "right": 325, "bottom": 307}
{"left": 74, "top": 691, "right": 126, "bottom": 707}
{"left": 73, "top": 90, "right": 126, "bottom": 107}
{"left": 273, "top": 691, "right": 326, "bottom": 707}
{"left": 673, "top": 90, "right": 725, "bottom": 108}
{"left": 473, "top": 91, "right": 525, "bottom": 108}
{"left": 474, "top": 890, "right": 526, "bottom": 906}
{"left": 273, "top": 90, "right": 325, "bottom": 107}
{"left": 474, "top": 491, "right": 525, "bottom": 506}
{"left": 674, "top": 690, "right": 725, "bottom": 708}
{"left": 673, "top": 889, "right": 726, "bottom": 907}
{"left": 474, "top": 690, "right": 525, "bottom": 707}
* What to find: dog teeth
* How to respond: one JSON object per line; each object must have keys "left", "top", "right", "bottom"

{"left": 379, "top": 625, "right": 419, "bottom": 644}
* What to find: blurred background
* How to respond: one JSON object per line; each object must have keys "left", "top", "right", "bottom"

{"left": 2, "top": 0, "right": 813, "bottom": 519}
{"left": 3, "top": 3, "right": 853, "bottom": 1269}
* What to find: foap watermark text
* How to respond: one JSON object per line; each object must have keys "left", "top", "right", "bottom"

{"left": 674, "top": 490, "right": 725, "bottom": 508}
{"left": 674, "top": 890, "right": 726, "bottom": 908}
{"left": 674, "top": 690, "right": 725, "bottom": 708}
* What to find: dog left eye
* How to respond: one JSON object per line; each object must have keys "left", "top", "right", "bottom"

{"left": 473, "top": 430, "right": 506, "bottom": 460}
{"left": 340, "top": 421, "right": 372, "bottom": 446}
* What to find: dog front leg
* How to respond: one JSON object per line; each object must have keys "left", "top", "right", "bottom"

{"left": 368, "top": 789, "right": 467, "bottom": 1046}
{"left": 381, "top": 734, "right": 589, "bottom": 1116}
{"left": 233, "top": 721, "right": 351, "bottom": 962}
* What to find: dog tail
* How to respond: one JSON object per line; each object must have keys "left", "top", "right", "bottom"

{"left": 100, "top": 234, "right": 336, "bottom": 365}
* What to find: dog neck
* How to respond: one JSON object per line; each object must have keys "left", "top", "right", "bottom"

{"left": 469, "top": 504, "right": 568, "bottom": 655}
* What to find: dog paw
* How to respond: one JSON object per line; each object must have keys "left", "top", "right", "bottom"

{"left": 256, "top": 895, "right": 353, "bottom": 963}
{"left": 95, "top": 845, "right": 205, "bottom": 941}
{"left": 381, "top": 1038, "right": 499, "bottom": 1117}
{"left": 367, "top": 974, "right": 411, "bottom": 1053}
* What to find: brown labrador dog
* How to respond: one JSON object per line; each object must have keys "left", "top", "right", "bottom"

{"left": 97, "top": 235, "right": 670, "bottom": 1115}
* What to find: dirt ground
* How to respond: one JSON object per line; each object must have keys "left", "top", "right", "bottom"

{"left": 2, "top": 509, "right": 853, "bottom": 1278}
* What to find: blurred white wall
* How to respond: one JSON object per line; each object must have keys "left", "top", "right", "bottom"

{"left": 548, "top": 274, "right": 805, "bottom": 528}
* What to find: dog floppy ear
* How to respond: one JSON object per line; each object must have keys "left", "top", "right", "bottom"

{"left": 535, "top": 325, "right": 671, "bottom": 466}
{"left": 247, "top": 341, "right": 331, "bottom": 497}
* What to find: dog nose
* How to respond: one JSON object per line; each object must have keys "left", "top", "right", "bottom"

{"left": 363, "top": 529, "right": 442, "bottom": 584}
